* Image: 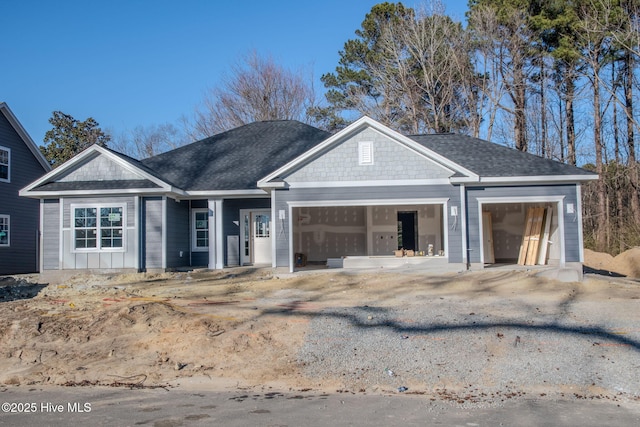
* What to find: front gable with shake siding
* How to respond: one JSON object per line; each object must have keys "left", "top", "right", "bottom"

{"left": 21, "top": 116, "right": 598, "bottom": 277}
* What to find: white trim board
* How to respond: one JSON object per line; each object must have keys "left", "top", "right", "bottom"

{"left": 287, "top": 198, "right": 450, "bottom": 208}
{"left": 286, "top": 179, "right": 451, "bottom": 188}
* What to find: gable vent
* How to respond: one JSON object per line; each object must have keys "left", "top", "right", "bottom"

{"left": 359, "top": 141, "right": 374, "bottom": 165}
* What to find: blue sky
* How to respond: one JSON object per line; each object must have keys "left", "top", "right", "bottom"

{"left": 1, "top": 0, "right": 469, "bottom": 145}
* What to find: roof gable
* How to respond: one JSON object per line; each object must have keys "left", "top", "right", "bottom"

{"left": 259, "top": 116, "right": 477, "bottom": 187}
{"left": 20, "top": 145, "right": 173, "bottom": 196}
{"left": 282, "top": 126, "right": 454, "bottom": 185}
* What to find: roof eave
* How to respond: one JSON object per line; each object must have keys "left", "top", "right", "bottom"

{"left": 185, "top": 189, "right": 269, "bottom": 197}
{"left": 451, "top": 174, "right": 598, "bottom": 185}
{"left": 19, "top": 187, "right": 186, "bottom": 198}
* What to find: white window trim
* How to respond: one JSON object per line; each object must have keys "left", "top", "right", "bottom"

{"left": 358, "top": 141, "right": 374, "bottom": 165}
{"left": 191, "top": 208, "right": 209, "bottom": 252}
{"left": 0, "top": 146, "right": 10, "bottom": 183}
{"left": 71, "top": 203, "right": 126, "bottom": 253}
{"left": 0, "top": 214, "right": 9, "bottom": 247}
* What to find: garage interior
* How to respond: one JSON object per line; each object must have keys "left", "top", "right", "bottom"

{"left": 481, "top": 202, "right": 561, "bottom": 266}
{"left": 292, "top": 204, "right": 446, "bottom": 265}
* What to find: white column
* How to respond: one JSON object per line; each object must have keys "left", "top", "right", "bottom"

{"left": 207, "top": 199, "right": 223, "bottom": 269}
{"left": 215, "top": 199, "right": 224, "bottom": 269}
{"left": 459, "top": 184, "right": 467, "bottom": 268}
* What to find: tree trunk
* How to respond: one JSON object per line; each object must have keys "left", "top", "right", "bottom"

{"left": 514, "top": 73, "right": 528, "bottom": 152}
{"left": 625, "top": 50, "right": 640, "bottom": 225}
{"left": 593, "top": 65, "right": 607, "bottom": 252}
{"left": 565, "top": 73, "right": 577, "bottom": 166}
{"left": 540, "top": 57, "right": 547, "bottom": 158}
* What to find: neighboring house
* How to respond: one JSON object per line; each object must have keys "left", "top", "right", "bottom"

{"left": 20, "top": 116, "right": 598, "bottom": 276}
{"left": 0, "top": 102, "right": 51, "bottom": 274}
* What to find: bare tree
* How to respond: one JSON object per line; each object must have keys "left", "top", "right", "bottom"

{"left": 373, "top": 0, "right": 476, "bottom": 134}
{"left": 467, "top": 4, "right": 509, "bottom": 141}
{"left": 187, "top": 51, "right": 318, "bottom": 139}
{"left": 112, "top": 123, "right": 186, "bottom": 159}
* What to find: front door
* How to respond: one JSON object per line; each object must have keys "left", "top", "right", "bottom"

{"left": 251, "top": 211, "right": 272, "bottom": 265}
{"left": 397, "top": 211, "right": 418, "bottom": 251}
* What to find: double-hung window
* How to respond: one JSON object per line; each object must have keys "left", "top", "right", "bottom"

{"left": 0, "top": 146, "right": 9, "bottom": 182}
{"left": 192, "top": 209, "right": 209, "bottom": 251}
{"left": 0, "top": 215, "right": 9, "bottom": 246}
{"left": 73, "top": 205, "right": 124, "bottom": 251}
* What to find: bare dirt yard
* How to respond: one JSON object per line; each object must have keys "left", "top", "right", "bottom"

{"left": 1, "top": 254, "right": 639, "bottom": 406}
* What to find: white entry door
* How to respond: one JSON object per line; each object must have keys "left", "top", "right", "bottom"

{"left": 251, "top": 210, "right": 272, "bottom": 265}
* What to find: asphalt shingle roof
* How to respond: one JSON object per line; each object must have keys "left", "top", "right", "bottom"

{"left": 408, "top": 133, "right": 596, "bottom": 178}
{"left": 140, "top": 120, "right": 331, "bottom": 191}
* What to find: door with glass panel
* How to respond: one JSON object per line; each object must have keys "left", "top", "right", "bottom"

{"left": 241, "top": 210, "right": 272, "bottom": 265}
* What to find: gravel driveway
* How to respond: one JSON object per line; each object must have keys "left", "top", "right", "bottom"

{"left": 297, "top": 273, "right": 640, "bottom": 407}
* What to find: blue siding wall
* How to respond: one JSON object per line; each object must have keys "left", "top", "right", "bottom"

{"left": 166, "top": 199, "right": 190, "bottom": 268}
{"left": 0, "top": 113, "right": 48, "bottom": 274}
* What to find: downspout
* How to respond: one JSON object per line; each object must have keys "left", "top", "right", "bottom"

{"left": 162, "top": 196, "right": 167, "bottom": 269}
{"left": 576, "top": 184, "right": 584, "bottom": 263}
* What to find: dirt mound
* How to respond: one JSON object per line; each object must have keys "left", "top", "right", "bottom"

{"left": 584, "top": 248, "right": 640, "bottom": 278}
{"left": 0, "top": 271, "right": 304, "bottom": 388}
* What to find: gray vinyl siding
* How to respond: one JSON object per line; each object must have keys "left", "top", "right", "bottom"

{"left": 59, "top": 196, "right": 137, "bottom": 270}
{"left": 273, "top": 185, "right": 462, "bottom": 267}
{"left": 42, "top": 199, "right": 60, "bottom": 270}
{"left": 0, "top": 112, "right": 48, "bottom": 274}
{"left": 222, "top": 198, "right": 270, "bottom": 266}
{"left": 465, "top": 184, "right": 580, "bottom": 263}
{"left": 144, "top": 197, "right": 163, "bottom": 269}
{"left": 166, "top": 199, "right": 189, "bottom": 268}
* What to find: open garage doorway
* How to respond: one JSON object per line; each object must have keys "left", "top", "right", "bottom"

{"left": 479, "top": 201, "right": 562, "bottom": 266}
{"left": 291, "top": 203, "right": 447, "bottom": 266}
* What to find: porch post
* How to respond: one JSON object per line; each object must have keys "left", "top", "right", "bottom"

{"left": 208, "top": 199, "right": 224, "bottom": 269}
{"left": 366, "top": 206, "right": 373, "bottom": 255}
{"left": 460, "top": 184, "right": 468, "bottom": 269}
